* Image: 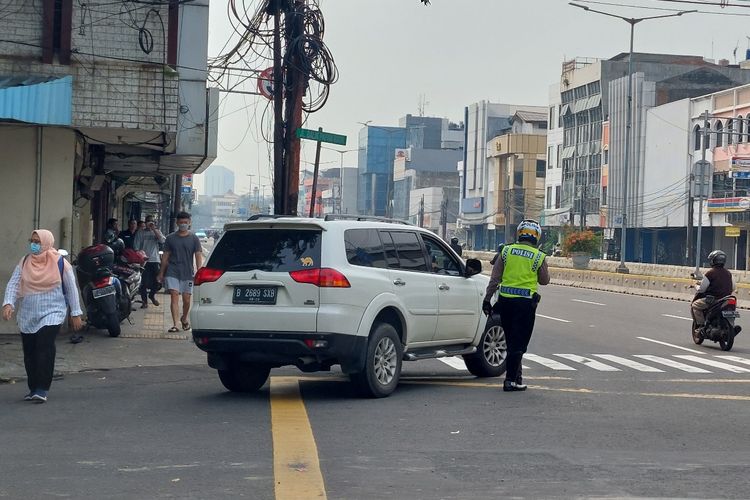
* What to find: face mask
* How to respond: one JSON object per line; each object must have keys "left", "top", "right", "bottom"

{"left": 30, "top": 242, "right": 42, "bottom": 255}
{"left": 178, "top": 223, "right": 189, "bottom": 232}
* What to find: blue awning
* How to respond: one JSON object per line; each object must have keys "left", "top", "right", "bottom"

{"left": 0, "top": 75, "right": 72, "bottom": 126}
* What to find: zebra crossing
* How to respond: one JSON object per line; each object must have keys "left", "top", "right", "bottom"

{"left": 438, "top": 353, "right": 750, "bottom": 375}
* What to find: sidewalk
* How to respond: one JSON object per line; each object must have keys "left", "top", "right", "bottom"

{"left": 0, "top": 292, "right": 204, "bottom": 383}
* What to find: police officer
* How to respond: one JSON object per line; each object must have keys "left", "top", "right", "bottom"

{"left": 482, "top": 220, "right": 550, "bottom": 392}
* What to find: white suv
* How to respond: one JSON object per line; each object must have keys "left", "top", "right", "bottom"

{"left": 190, "top": 215, "right": 506, "bottom": 397}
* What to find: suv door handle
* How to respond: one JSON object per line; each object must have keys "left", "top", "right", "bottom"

{"left": 438, "top": 283, "right": 450, "bottom": 291}
{"left": 393, "top": 279, "right": 406, "bottom": 286}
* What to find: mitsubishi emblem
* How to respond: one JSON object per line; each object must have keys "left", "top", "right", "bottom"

{"left": 251, "top": 273, "right": 258, "bottom": 280}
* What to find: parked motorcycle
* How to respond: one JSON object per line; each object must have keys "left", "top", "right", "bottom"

{"left": 75, "top": 244, "right": 131, "bottom": 337}
{"left": 113, "top": 247, "right": 147, "bottom": 305}
{"left": 691, "top": 295, "right": 742, "bottom": 351}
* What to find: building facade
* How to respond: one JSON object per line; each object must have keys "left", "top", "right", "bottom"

{"left": 0, "top": 0, "right": 217, "bottom": 321}
{"left": 357, "top": 125, "right": 407, "bottom": 216}
{"left": 203, "top": 165, "right": 236, "bottom": 197}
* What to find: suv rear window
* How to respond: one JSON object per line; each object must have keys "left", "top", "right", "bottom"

{"left": 345, "top": 229, "right": 387, "bottom": 268}
{"left": 207, "top": 228, "right": 322, "bottom": 272}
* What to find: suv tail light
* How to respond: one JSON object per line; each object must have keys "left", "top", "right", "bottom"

{"left": 289, "top": 268, "right": 351, "bottom": 288}
{"left": 194, "top": 267, "right": 224, "bottom": 286}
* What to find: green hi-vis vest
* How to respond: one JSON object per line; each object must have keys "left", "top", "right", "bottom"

{"left": 499, "top": 243, "right": 545, "bottom": 299}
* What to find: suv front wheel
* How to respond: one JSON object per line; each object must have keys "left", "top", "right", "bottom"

{"left": 351, "top": 323, "right": 403, "bottom": 398}
{"left": 463, "top": 314, "right": 506, "bottom": 377}
{"left": 218, "top": 363, "right": 271, "bottom": 393}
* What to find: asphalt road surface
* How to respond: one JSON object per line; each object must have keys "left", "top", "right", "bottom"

{"left": 2, "top": 285, "right": 749, "bottom": 499}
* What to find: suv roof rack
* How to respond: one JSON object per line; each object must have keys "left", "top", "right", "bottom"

{"left": 324, "top": 214, "right": 413, "bottom": 226}
{"left": 246, "top": 214, "right": 297, "bottom": 221}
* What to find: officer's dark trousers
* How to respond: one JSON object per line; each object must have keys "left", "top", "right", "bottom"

{"left": 495, "top": 296, "right": 537, "bottom": 383}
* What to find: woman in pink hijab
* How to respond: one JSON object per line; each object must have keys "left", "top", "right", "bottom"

{"left": 2, "top": 229, "right": 83, "bottom": 403}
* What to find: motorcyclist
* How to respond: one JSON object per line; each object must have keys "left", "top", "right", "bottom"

{"left": 449, "top": 237, "right": 462, "bottom": 256}
{"left": 483, "top": 219, "right": 550, "bottom": 392}
{"left": 691, "top": 250, "right": 735, "bottom": 332}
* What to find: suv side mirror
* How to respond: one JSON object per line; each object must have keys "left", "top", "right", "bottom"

{"left": 465, "top": 258, "right": 481, "bottom": 277}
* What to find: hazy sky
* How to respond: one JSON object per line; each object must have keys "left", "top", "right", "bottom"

{"left": 196, "top": 0, "right": 750, "bottom": 195}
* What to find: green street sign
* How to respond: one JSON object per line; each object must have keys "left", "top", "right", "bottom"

{"left": 296, "top": 127, "right": 347, "bottom": 146}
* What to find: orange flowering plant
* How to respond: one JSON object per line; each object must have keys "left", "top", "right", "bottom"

{"left": 562, "top": 229, "right": 600, "bottom": 255}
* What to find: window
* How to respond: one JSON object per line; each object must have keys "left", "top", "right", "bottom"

{"left": 602, "top": 186, "right": 608, "bottom": 206}
{"left": 604, "top": 148, "right": 609, "bottom": 165}
{"left": 421, "top": 236, "right": 461, "bottom": 276}
{"left": 739, "top": 116, "right": 745, "bottom": 143}
{"left": 536, "top": 160, "right": 546, "bottom": 178}
{"left": 555, "top": 185, "right": 561, "bottom": 209}
{"left": 548, "top": 146, "right": 554, "bottom": 168}
{"left": 345, "top": 229, "right": 387, "bottom": 268}
{"left": 556, "top": 145, "right": 561, "bottom": 168}
{"left": 546, "top": 186, "right": 552, "bottom": 209}
{"left": 716, "top": 121, "right": 724, "bottom": 148}
{"left": 728, "top": 119, "right": 735, "bottom": 145}
{"left": 558, "top": 105, "right": 563, "bottom": 128}
{"left": 694, "top": 125, "right": 702, "bottom": 151}
{"left": 549, "top": 107, "right": 555, "bottom": 129}
{"left": 389, "top": 231, "right": 428, "bottom": 272}
{"left": 379, "top": 231, "right": 399, "bottom": 268}
{"left": 207, "top": 229, "right": 322, "bottom": 272}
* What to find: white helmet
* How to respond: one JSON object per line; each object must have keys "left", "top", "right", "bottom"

{"left": 516, "top": 219, "right": 541, "bottom": 246}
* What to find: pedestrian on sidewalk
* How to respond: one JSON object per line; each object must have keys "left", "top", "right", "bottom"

{"left": 134, "top": 215, "right": 166, "bottom": 309}
{"left": 157, "top": 212, "right": 202, "bottom": 333}
{"left": 2, "top": 229, "right": 83, "bottom": 403}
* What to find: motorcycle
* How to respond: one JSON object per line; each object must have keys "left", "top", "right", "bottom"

{"left": 691, "top": 294, "right": 742, "bottom": 351}
{"left": 75, "top": 244, "right": 131, "bottom": 337}
{"left": 112, "top": 248, "right": 147, "bottom": 305}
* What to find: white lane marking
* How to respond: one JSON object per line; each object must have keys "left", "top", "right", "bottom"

{"left": 438, "top": 356, "right": 467, "bottom": 371}
{"left": 634, "top": 355, "right": 711, "bottom": 373}
{"left": 662, "top": 314, "right": 693, "bottom": 321}
{"left": 717, "top": 355, "right": 750, "bottom": 367}
{"left": 636, "top": 337, "right": 704, "bottom": 354}
{"left": 592, "top": 354, "right": 665, "bottom": 373}
{"left": 536, "top": 314, "right": 570, "bottom": 323}
{"left": 524, "top": 353, "right": 576, "bottom": 370}
{"left": 572, "top": 299, "right": 606, "bottom": 306}
{"left": 674, "top": 355, "right": 750, "bottom": 374}
{"left": 554, "top": 354, "right": 621, "bottom": 371}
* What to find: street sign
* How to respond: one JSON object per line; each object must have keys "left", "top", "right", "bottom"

{"left": 296, "top": 127, "right": 347, "bottom": 146}
{"left": 732, "top": 157, "right": 750, "bottom": 168}
{"left": 181, "top": 186, "right": 192, "bottom": 194}
{"left": 732, "top": 171, "right": 750, "bottom": 179}
{"left": 692, "top": 160, "right": 713, "bottom": 198}
{"left": 257, "top": 67, "right": 274, "bottom": 100}
{"left": 726, "top": 226, "right": 741, "bottom": 237}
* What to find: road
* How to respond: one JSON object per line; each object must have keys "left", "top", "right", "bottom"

{"left": 2, "top": 285, "right": 749, "bottom": 499}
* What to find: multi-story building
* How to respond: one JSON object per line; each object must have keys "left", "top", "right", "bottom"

{"left": 548, "top": 53, "right": 750, "bottom": 247}
{"left": 487, "top": 111, "right": 548, "bottom": 243}
{"left": 460, "top": 101, "right": 546, "bottom": 249}
{"left": 357, "top": 125, "right": 407, "bottom": 216}
{"left": 320, "top": 167, "right": 358, "bottom": 215}
{"left": 203, "top": 165, "right": 236, "bottom": 197}
{"left": 0, "top": 0, "right": 216, "bottom": 309}
{"left": 393, "top": 147, "right": 463, "bottom": 222}
{"left": 544, "top": 85, "right": 564, "bottom": 228}
{"left": 409, "top": 186, "right": 460, "bottom": 238}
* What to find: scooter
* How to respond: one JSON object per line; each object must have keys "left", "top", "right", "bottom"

{"left": 113, "top": 248, "right": 147, "bottom": 305}
{"left": 691, "top": 294, "right": 742, "bottom": 351}
{"left": 75, "top": 244, "right": 131, "bottom": 337}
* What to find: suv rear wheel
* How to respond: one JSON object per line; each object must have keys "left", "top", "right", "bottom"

{"left": 463, "top": 314, "right": 506, "bottom": 377}
{"left": 218, "top": 363, "right": 271, "bottom": 393}
{"left": 350, "top": 323, "right": 402, "bottom": 398}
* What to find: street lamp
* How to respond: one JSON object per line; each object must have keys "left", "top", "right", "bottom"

{"left": 323, "top": 146, "right": 359, "bottom": 214}
{"left": 569, "top": 2, "right": 695, "bottom": 273}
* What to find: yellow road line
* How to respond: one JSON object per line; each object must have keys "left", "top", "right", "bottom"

{"left": 270, "top": 376, "right": 327, "bottom": 500}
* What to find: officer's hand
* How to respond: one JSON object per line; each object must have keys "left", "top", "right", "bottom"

{"left": 482, "top": 300, "right": 493, "bottom": 316}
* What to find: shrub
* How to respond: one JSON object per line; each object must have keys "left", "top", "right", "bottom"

{"left": 562, "top": 229, "right": 600, "bottom": 255}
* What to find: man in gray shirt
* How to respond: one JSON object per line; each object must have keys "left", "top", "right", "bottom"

{"left": 134, "top": 215, "right": 166, "bottom": 308}
{"left": 157, "top": 212, "right": 203, "bottom": 333}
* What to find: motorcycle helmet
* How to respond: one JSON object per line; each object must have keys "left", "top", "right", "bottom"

{"left": 708, "top": 249, "right": 727, "bottom": 267}
{"left": 108, "top": 237, "right": 125, "bottom": 257}
{"left": 103, "top": 229, "right": 117, "bottom": 245}
{"left": 517, "top": 219, "right": 542, "bottom": 246}
{"left": 451, "top": 237, "right": 459, "bottom": 244}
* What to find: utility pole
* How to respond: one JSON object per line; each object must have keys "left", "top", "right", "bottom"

{"left": 283, "top": 0, "right": 307, "bottom": 215}
{"left": 694, "top": 110, "right": 711, "bottom": 280}
{"left": 308, "top": 130, "right": 323, "bottom": 218}
{"left": 418, "top": 195, "right": 425, "bottom": 227}
{"left": 686, "top": 170, "right": 694, "bottom": 266}
{"left": 440, "top": 198, "right": 448, "bottom": 238}
{"left": 504, "top": 189, "right": 512, "bottom": 244}
{"left": 270, "top": 0, "right": 285, "bottom": 215}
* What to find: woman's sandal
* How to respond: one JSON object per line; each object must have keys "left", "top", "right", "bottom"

{"left": 181, "top": 320, "right": 191, "bottom": 331}
{"left": 168, "top": 326, "right": 180, "bottom": 333}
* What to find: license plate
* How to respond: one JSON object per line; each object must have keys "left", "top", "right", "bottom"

{"left": 232, "top": 286, "right": 277, "bottom": 305}
{"left": 92, "top": 285, "right": 116, "bottom": 299}
{"left": 722, "top": 310, "right": 740, "bottom": 318}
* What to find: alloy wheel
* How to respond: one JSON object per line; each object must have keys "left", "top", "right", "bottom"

{"left": 483, "top": 325, "right": 507, "bottom": 367}
{"left": 373, "top": 337, "right": 398, "bottom": 385}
